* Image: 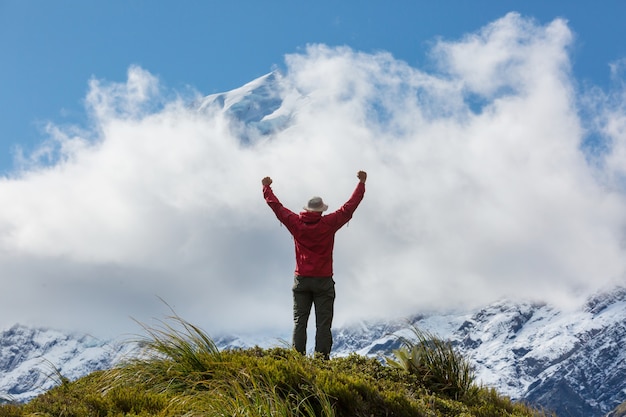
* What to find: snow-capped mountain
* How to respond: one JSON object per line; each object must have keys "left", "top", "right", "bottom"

{"left": 2, "top": 287, "right": 625, "bottom": 416}
{"left": 0, "top": 325, "right": 136, "bottom": 403}
{"left": 196, "top": 71, "right": 298, "bottom": 140}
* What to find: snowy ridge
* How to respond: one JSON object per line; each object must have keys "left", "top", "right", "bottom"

{"left": 0, "top": 325, "right": 137, "bottom": 402}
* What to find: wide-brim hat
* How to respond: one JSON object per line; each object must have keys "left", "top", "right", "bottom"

{"left": 304, "top": 196, "right": 328, "bottom": 212}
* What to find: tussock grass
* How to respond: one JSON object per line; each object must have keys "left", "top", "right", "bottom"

{"left": 0, "top": 315, "right": 555, "bottom": 417}
{"left": 387, "top": 326, "right": 476, "bottom": 400}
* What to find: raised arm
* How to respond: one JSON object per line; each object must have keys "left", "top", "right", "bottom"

{"left": 262, "top": 176, "right": 298, "bottom": 228}
{"left": 324, "top": 171, "right": 366, "bottom": 228}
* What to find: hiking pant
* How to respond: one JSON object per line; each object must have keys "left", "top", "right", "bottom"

{"left": 292, "top": 276, "right": 335, "bottom": 358}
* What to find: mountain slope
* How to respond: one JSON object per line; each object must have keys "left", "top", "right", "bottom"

{"left": 2, "top": 287, "right": 625, "bottom": 416}
{"left": 0, "top": 325, "right": 135, "bottom": 402}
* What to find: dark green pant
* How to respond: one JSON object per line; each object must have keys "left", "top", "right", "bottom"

{"left": 292, "top": 276, "right": 335, "bottom": 358}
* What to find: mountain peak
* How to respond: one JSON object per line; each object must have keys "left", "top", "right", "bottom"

{"left": 197, "top": 71, "right": 295, "bottom": 140}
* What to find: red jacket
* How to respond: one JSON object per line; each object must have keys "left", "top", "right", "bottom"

{"left": 263, "top": 182, "right": 365, "bottom": 277}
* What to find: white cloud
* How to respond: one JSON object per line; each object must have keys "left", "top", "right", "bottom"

{"left": 1, "top": 13, "right": 626, "bottom": 341}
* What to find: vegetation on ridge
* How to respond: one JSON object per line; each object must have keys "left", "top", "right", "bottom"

{"left": 0, "top": 315, "right": 553, "bottom": 417}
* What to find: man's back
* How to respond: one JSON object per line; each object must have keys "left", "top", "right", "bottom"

{"left": 261, "top": 171, "right": 367, "bottom": 358}
{"left": 263, "top": 180, "right": 365, "bottom": 276}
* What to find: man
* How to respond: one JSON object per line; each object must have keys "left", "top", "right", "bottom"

{"left": 262, "top": 171, "right": 367, "bottom": 358}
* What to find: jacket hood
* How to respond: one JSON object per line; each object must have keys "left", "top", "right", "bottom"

{"left": 299, "top": 210, "right": 323, "bottom": 224}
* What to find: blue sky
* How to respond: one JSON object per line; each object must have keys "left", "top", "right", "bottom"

{"left": 1, "top": 1, "right": 625, "bottom": 173}
{"left": 2, "top": 1, "right": 626, "bottom": 343}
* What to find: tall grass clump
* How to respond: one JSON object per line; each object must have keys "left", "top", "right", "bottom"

{"left": 101, "top": 314, "right": 336, "bottom": 416}
{"left": 108, "top": 313, "right": 224, "bottom": 393}
{"left": 387, "top": 325, "right": 476, "bottom": 400}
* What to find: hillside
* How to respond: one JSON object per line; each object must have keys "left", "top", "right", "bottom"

{"left": 2, "top": 286, "right": 626, "bottom": 415}
{"left": 0, "top": 316, "right": 550, "bottom": 417}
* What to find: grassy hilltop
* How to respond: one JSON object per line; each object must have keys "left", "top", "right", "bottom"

{"left": 0, "top": 316, "right": 553, "bottom": 417}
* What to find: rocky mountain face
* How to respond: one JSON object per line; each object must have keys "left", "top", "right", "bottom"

{"left": 3, "top": 287, "right": 624, "bottom": 416}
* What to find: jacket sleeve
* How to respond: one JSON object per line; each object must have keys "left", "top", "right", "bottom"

{"left": 263, "top": 185, "right": 298, "bottom": 228}
{"left": 326, "top": 182, "right": 365, "bottom": 229}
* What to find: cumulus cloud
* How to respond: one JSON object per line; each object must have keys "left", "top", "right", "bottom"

{"left": 1, "top": 13, "right": 626, "bottom": 341}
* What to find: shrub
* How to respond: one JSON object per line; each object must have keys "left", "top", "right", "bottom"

{"left": 0, "top": 403, "right": 21, "bottom": 417}
{"left": 386, "top": 326, "right": 476, "bottom": 400}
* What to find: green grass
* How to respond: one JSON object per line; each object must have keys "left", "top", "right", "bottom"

{"left": 0, "top": 315, "right": 554, "bottom": 417}
{"left": 387, "top": 326, "right": 476, "bottom": 401}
